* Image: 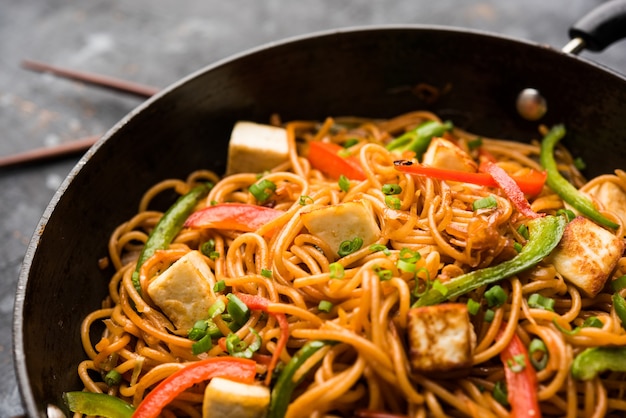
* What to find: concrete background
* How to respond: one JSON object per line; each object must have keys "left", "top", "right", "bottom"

{"left": 1, "top": 0, "right": 625, "bottom": 416}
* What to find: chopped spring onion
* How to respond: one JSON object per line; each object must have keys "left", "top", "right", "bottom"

{"left": 192, "top": 334, "right": 213, "bottom": 355}
{"left": 343, "top": 138, "right": 359, "bottom": 148}
{"left": 337, "top": 237, "right": 363, "bottom": 257}
{"left": 400, "top": 248, "right": 420, "bottom": 263}
{"left": 507, "top": 354, "right": 527, "bottom": 373}
{"left": 226, "top": 293, "right": 250, "bottom": 326}
{"left": 493, "top": 380, "right": 509, "bottom": 406}
{"left": 338, "top": 175, "right": 350, "bottom": 192}
{"left": 226, "top": 329, "right": 261, "bottom": 358}
{"left": 467, "top": 298, "right": 481, "bottom": 315}
{"left": 528, "top": 338, "right": 549, "bottom": 371}
{"left": 382, "top": 183, "right": 402, "bottom": 195}
{"left": 318, "top": 300, "right": 333, "bottom": 312}
{"left": 468, "top": 137, "right": 483, "bottom": 150}
{"left": 517, "top": 224, "right": 529, "bottom": 240}
{"left": 207, "top": 298, "right": 226, "bottom": 318}
{"left": 299, "top": 195, "right": 313, "bottom": 205}
{"left": 397, "top": 259, "right": 416, "bottom": 273}
{"left": 484, "top": 309, "right": 495, "bottom": 322}
{"left": 484, "top": 285, "right": 507, "bottom": 308}
{"left": 528, "top": 293, "right": 555, "bottom": 311}
{"left": 385, "top": 195, "right": 402, "bottom": 209}
{"left": 369, "top": 244, "right": 391, "bottom": 255}
{"left": 473, "top": 195, "right": 498, "bottom": 211}
{"left": 373, "top": 265, "right": 392, "bottom": 281}
{"left": 188, "top": 320, "right": 209, "bottom": 340}
{"left": 213, "top": 280, "right": 226, "bottom": 293}
{"left": 104, "top": 369, "right": 122, "bottom": 387}
{"left": 249, "top": 179, "right": 276, "bottom": 203}
{"left": 261, "top": 269, "right": 272, "bottom": 278}
{"left": 329, "top": 262, "right": 345, "bottom": 279}
{"left": 200, "top": 239, "right": 216, "bottom": 257}
{"left": 573, "top": 156, "right": 586, "bottom": 170}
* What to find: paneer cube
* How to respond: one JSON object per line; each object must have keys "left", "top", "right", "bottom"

{"left": 203, "top": 377, "right": 270, "bottom": 418}
{"left": 147, "top": 250, "right": 215, "bottom": 331}
{"left": 422, "top": 137, "right": 478, "bottom": 172}
{"left": 548, "top": 216, "right": 624, "bottom": 297}
{"left": 407, "top": 303, "right": 475, "bottom": 372}
{"left": 226, "top": 121, "right": 289, "bottom": 175}
{"left": 584, "top": 181, "right": 626, "bottom": 230}
{"left": 300, "top": 200, "right": 381, "bottom": 258}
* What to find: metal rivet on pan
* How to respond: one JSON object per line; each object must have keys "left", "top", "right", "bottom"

{"left": 516, "top": 88, "right": 547, "bottom": 121}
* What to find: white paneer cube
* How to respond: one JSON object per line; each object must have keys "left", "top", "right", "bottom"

{"left": 549, "top": 216, "right": 624, "bottom": 297}
{"left": 203, "top": 377, "right": 270, "bottom": 418}
{"left": 147, "top": 250, "right": 215, "bottom": 331}
{"left": 300, "top": 200, "right": 381, "bottom": 258}
{"left": 407, "top": 303, "right": 475, "bottom": 372}
{"left": 226, "top": 121, "right": 289, "bottom": 175}
{"left": 585, "top": 181, "right": 626, "bottom": 231}
{"left": 422, "top": 137, "right": 478, "bottom": 172}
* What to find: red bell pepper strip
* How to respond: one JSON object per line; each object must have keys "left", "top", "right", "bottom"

{"left": 133, "top": 357, "right": 257, "bottom": 418}
{"left": 308, "top": 141, "right": 367, "bottom": 180}
{"left": 184, "top": 203, "right": 282, "bottom": 232}
{"left": 497, "top": 325, "right": 542, "bottom": 418}
{"left": 394, "top": 160, "right": 546, "bottom": 197}
{"left": 234, "top": 292, "right": 290, "bottom": 385}
{"left": 481, "top": 161, "right": 543, "bottom": 219}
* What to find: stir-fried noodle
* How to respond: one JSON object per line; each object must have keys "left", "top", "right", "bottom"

{"left": 73, "top": 111, "right": 626, "bottom": 418}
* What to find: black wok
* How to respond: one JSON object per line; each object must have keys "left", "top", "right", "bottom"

{"left": 14, "top": 1, "right": 626, "bottom": 416}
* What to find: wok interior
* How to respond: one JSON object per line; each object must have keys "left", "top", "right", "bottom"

{"left": 15, "top": 26, "right": 626, "bottom": 415}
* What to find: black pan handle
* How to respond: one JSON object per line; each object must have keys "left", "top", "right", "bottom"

{"left": 566, "top": 0, "right": 626, "bottom": 53}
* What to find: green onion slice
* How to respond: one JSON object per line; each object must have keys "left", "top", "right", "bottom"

{"left": 249, "top": 179, "right": 276, "bottom": 203}
{"left": 472, "top": 195, "right": 498, "bottom": 211}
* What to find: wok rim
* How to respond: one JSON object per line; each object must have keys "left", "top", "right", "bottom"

{"left": 12, "top": 23, "right": 626, "bottom": 416}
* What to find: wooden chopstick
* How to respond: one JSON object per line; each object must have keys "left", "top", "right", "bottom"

{"left": 0, "top": 60, "right": 164, "bottom": 169}
{"left": 21, "top": 59, "right": 160, "bottom": 98}
{"left": 0, "top": 135, "right": 101, "bottom": 169}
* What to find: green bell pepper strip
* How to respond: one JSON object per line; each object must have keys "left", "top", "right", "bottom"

{"left": 268, "top": 340, "right": 329, "bottom": 418}
{"left": 414, "top": 215, "right": 566, "bottom": 307}
{"left": 63, "top": 391, "right": 135, "bottom": 418}
{"left": 131, "top": 183, "right": 211, "bottom": 294}
{"left": 539, "top": 125, "right": 619, "bottom": 229}
{"left": 571, "top": 346, "right": 626, "bottom": 380}
{"left": 612, "top": 292, "right": 626, "bottom": 329}
{"left": 385, "top": 120, "right": 453, "bottom": 160}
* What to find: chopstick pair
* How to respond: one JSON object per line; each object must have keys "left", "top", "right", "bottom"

{"left": 0, "top": 60, "right": 161, "bottom": 169}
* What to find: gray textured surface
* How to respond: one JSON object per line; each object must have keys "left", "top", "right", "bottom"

{"left": 1, "top": 1, "right": 625, "bottom": 416}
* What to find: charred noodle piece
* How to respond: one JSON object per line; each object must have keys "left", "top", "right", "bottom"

{"left": 131, "top": 183, "right": 211, "bottom": 294}
{"left": 133, "top": 357, "right": 257, "bottom": 418}
{"left": 571, "top": 346, "right": 626, "bottom": 380}
{"left": 385, "top": 120, "right": 453, "bottom": 160}
{"left": 268, "top": 340, "right": 329, "bottom": 418}
{"left": 539, "top": 125, "right": 619, "bottom": 229}
{"left": 63, "top": 392, "right": 135, "bottom": 418}
{"left": 414, "top": 215, "right": 566, "bottom": 307}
